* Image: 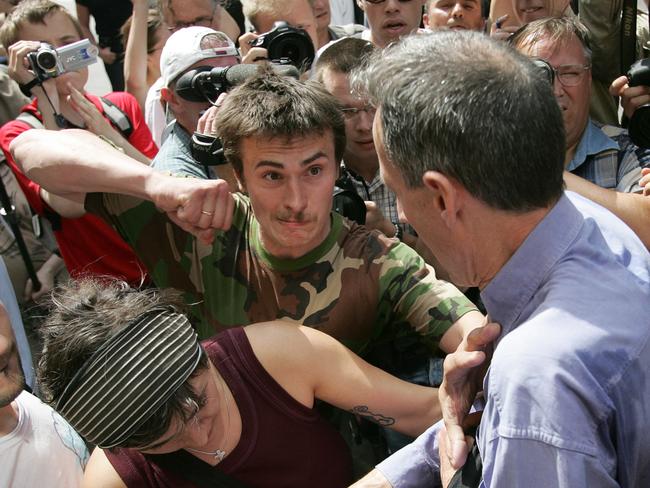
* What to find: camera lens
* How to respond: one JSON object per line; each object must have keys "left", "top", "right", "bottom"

{"left": 268, "top": 33, "right": 314, "bottom": 69}
{"left": 36, "top": 50, "right": 57, "bottom": 71}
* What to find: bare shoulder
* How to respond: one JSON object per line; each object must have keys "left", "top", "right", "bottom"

{"left": 242, "top": 322, "right": 332, "bottom": 406}
{"left": 82, "top": 448, "right": 127, "bottom": 488}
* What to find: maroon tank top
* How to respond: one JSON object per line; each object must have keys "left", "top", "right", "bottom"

{"left": 105, "top": 327, "right": 353, "bottom": 487}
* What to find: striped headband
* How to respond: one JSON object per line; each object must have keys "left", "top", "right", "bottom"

{"left": 55, "top": 310, "right": 203, "bottom": 449}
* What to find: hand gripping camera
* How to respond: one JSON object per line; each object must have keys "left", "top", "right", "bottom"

{"left": 626, "top": 58, "right": 650, "bottom": 148}
{"left": 249, "top": 21, "right": 315, "bottom": 70}
{"left": 27, "top": 39, "right": 98, "bottom": 81}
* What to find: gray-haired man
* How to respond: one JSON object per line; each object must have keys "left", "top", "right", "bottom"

{"left": 353, "top": 30, "right": 650, "bottom": 488}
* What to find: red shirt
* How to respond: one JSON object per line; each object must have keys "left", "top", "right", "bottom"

{"left": 0, "top": 92, "right": 157, "bottom": 285}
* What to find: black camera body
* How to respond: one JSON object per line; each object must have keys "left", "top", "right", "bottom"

{"left": 27, "top": 39, "right": 98, "bottom": 81}
{"left": 627, "top": 58, "right": 650, "bottom": 148}
{"left": 250, "top": 21, "right": 315, "bottom": 70}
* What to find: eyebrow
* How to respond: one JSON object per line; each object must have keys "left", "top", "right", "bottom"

{"left": 254, "top": 151, "right": 329, "bottom": 170}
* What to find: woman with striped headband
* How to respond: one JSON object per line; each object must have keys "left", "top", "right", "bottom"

{"left": 37, "top": 278, "right": 443, "bottom": 487}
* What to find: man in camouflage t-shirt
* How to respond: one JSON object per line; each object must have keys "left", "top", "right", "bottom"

{"left": 16, "top": 68, "right": 482, "bottom": 369}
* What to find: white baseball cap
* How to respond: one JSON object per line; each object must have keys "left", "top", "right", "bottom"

{"left": 160, "top": 26, "right": 239, "bottom": 87}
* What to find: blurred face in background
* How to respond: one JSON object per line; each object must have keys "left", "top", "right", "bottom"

{"left": 358, "top": 0, "right": 426, "bottom": 48}
{"left": 424, "top": 0, "right": 484, "bottom": 31}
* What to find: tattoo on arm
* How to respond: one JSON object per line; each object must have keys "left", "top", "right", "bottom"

{"left": 350, "top": 405, "right": 395, "bottom": 427}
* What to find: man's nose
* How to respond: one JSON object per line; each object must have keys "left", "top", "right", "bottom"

{"left": 452, "top": 3, "right": 464, "bottom": 17}
{"left": 357, "top": 109, "right": 374, "bottom": 132}
{"left": 385, "top": 0, "right": 401, "bottom": 12}
{"left": 285, "top": 178, "right": 308, "bottom": 212}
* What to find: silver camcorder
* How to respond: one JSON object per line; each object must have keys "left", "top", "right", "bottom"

{"left": 27, "top": 39, "right": 98, "bottom": 81}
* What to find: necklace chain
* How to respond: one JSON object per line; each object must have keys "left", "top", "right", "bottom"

{"left": 186, "top": 369, "right": 231, "bottom": 462}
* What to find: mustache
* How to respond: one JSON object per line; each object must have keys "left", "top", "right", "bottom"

{"left": 276, "top": 211, "right": 307, "bottom": 222}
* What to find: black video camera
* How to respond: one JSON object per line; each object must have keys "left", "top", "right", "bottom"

{"left": 249, "top": 21, "right": 315, "bottom": 70}
{"left": 626, "top": 58, "right": 650, "bottom": 148}
{"left": 188, "top": 63, "right": 300, "bottom": 166}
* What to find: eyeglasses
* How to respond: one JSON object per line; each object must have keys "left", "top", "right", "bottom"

{"left": 363, "top": 0, "right": 415, "bottom": 4}
{"left": 548, "top": 63, "right": 591, "bottom": 87}
{"left": 341, "top": 104, "right": 376, "bottom": 119}
{"left": 168, "top": 3, "right": 218, "bottom": 32}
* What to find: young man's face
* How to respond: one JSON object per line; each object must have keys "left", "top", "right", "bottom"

{"left": 358, "top": 0, "right": 425, "bottom": 48}
{"left": 237, "top": 132, "right": 338, "bottom": 260}
{"left": 0, "top": 304, "right": 24, "bottom": 408}
{"left": 320, "top": 68, "right": 378, "bottom": 174}
{"left": 423, "top": 0, "right": 483, "bottom": 31}
{"left": 253, "top": 0, "right": 319, "bottom": 53}
{"left": 17, "top": 10, "right": 88, "bottom": 97}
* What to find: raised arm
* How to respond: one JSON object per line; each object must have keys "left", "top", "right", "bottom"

{"left": 246, "top": 322, "right": 441, "bottom": 438}
{"left": 12, "top": 129, "right": 155, "bottom": 198}
{"left": 10, "top": 128, "right": 234, "bottom": 242}
{"left": 123, "top": 0, "right": 152, "bottom": 109}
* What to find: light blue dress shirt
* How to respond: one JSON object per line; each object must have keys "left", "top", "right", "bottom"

{"left": 377, "top": 192, "right": 650, "bottom": 487}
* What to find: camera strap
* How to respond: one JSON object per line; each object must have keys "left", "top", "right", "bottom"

{"left": 621, "top": 0, "right": 637, "bottom": 75}
{"left": 100, "top": 97, "right": 133, "bottom": 138}
{"left": 18, "top": 78, "right": 41, "bottom": 98}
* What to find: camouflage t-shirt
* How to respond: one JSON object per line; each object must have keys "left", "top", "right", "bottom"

{"left": 87, "top": 192, "right": 476, "bottom": 363}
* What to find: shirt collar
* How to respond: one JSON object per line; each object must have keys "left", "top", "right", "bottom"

{"left": 480, "top": 193, "right": 583, "bottom": 338}
{"left": 567, "top": 119, "right": 619, "bottom": 172}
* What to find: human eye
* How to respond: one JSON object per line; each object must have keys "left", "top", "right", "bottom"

{"left": 307, "top": 165, "right": 323, "bottom": 176}
{"left": 558, "top": 66, "right": 582, "bottom": 81}
{"left": 263, "top": 171, "right": 282, "bottom": 181}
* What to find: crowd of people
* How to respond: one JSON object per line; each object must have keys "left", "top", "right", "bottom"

{"left": 0, "top": 0, "right": 649, "bottom": 487}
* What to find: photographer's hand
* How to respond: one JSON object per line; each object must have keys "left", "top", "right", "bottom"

{"left": 610, "top": 75, "right": 650, "bottom": 119}
{"left": 196, "top": 93, "right": 228, "bottom": 136}
{"left": 7, "top": 40, "right": 60, "bottom": 126}
{"left": 7, "top": 40, "right": 42, "bottom": 85}
{"left": 489, "top": 15, "right": 520, "bottom": 42}
{"left": 238, "top": 32, "right": 268, "bottom": 64}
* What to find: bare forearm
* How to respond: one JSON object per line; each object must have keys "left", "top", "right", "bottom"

{"left": 565, "top": 172, "right": 650, "bottom": 248}
{"left": 123, "top": 0, "right": 149, "bottom": 108}
{"left": 439, "top": 310, "right": 485, "bottom": 354}
{"left": 11, "top": 129, "right": 159, "bottom": 199}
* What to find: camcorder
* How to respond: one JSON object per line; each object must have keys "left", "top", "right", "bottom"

{"left": 187, "top": 63, "right": 300, "bottom": 166}
{"left": 626, "top": 58, "right": 650, "bottom": 148}
{"left": 27, "top": 39, "right": 98, "bottom": 81}
{"left": 249, "top": 21, "right": 315, "bottom": 70}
